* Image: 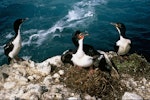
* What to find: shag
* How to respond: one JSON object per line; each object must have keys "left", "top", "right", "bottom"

{"left": 111, "top": 22, "right": 131, "bottom": 55}
{"left": 71, "top": 32, "right": 94, "bottom": 68}
{"left": 61, "top": 30, "right": 100, "bottom": 66}
{"left": 4, "top": 18, "right": 28, "bottom": 63}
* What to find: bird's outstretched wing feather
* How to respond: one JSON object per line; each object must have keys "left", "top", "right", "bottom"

{"left": 4, "top": 41, "right": 14, "bottom": 56}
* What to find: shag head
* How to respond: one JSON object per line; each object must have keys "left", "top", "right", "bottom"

{"left": 14, "top": 18, "right": 28, "bottom": 34}
{"left": 77, "top": 32, "right": 88, "bottom": 40}
{"left": 111, "top": 22, "right": 126, "bottom": 38}
{"left": 74, "top": 30, "right": 81, "bottom": 36}
{"left": 72, "top": 30, "right": 88, "bottom": 46}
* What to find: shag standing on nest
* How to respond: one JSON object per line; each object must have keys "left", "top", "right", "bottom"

{"left": 61, "top": 31, "right": 119, "bottom": 78}
{"left": 61, "top": 30, "right": 101, "bottom": 67}
{"left": 61, "top": 30, "right": 100, "bottom": 65}
{"left": 111, "top": 22, "right": 131, "bottom": 56}
{"left": 4, "top": 18, "right": 28, "bottom": 63}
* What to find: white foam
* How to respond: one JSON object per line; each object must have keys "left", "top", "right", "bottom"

{"left": 22, "top": 0, "right": 107, "bottom": 47}
{"left": 22, "top": 56, "right": 32, "bottom": 60}
{"left": 23, "top": 29, "right": 38, "bottom": 34}
{"left": 75, "top": 0, "right": 107, "bottom": 7}
{"left": 5, "top": 32, "right": 13, "bottom": 39}
{"left": 84, "top": 11, "right": 94, "bottom": 17}
{"left": 22, "top": 32, "right": 41, "bottom": 46}
{"left": 67, "top": 10, "right": 79, "bottom": 22}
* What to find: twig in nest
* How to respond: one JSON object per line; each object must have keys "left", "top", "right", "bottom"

{"left": 100, "top": 77, "right": 107, "bottom": 94}
{"left": 108, "top": 81, "right": 115, "bottom": 95}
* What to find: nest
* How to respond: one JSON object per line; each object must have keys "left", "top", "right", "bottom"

{"left": 62, "top": 66, "right": 126, "bottom": 99}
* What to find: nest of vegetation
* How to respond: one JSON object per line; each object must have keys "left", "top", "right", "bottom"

{"left": 61, "top": 65, "right": 126, "bottom": 99}
{"left": 58, "top": 53, "right": 150, "bottom": 99}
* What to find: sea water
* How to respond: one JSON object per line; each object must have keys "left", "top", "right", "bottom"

{"left": 0, "top": 0, "right": 150, "bottom": 65}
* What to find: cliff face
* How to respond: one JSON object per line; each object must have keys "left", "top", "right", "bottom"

{"left": 0, "top": 52, "right": 150, "bottom": 100}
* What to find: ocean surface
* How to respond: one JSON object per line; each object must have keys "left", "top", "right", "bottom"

{"left": 0, "top": 0, "right": 150, "bottom": 65}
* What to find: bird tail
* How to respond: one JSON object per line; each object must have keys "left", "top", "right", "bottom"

{"left": 8, "top": 57, "right": 12, "bottom": 64}
{"left": 97, "top": 50, "right": 119, "bottom": 79}
{"left": 97, "top": 50, "right": 112, "bottom": 66}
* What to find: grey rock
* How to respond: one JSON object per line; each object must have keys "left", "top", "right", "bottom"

{"left": 122, "top": 92, "right": 143, "bottom": 100}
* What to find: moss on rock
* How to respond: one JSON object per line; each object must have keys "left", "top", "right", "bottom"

{"left": 112, "top": 53, "right": 150, "bottom": 79}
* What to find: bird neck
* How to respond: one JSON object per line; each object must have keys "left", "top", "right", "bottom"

{"left": 14, "top": 26, "right": 21, "bottom": 40}
{"left": 78, "top": 39, "right": 83, "bottom": 50}
{"left": 116, "top": 27, "right": 121, "bottom": 35}
{"left": 120, "top": 35, "right": 124, "bottom": 40}
{"left": 14, "top": 22, "right": 22, "bottom": 37}
{"left": 116, "top": 27, "right": 126, "bottom": 38}
{"left": 76, "top": 38, "right": 84, "bottom": 55}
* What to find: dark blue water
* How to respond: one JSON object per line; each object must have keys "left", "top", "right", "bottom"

{"left": 0, "top": 0, "right": 150, "bottom": 65}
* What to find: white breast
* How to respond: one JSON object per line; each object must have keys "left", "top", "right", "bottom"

{"left": 71, "top": 38, "right": 93, "bottom": 67}
{"left": 71, "top": 54, "right": 93, "bottom": 67}
{"left": 116, "top": 37, "right": 131, "bottom": 55}
{"left": 9, "top": 32, "right": 21, "bottom": 58}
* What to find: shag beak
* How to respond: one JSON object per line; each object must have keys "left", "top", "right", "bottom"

{"left": 78, "top": 32, "right": 89, "bottom": 39}
{"left": 25, "top": 17, "right": 29, "bottom": 20}
{"left": 81, "top": 32, "right": 89, "bottom": 36}
{"left": 22, "top": 18, "right": 29, "bottom": 22}
{"left": 110, "top": 22, "right": 117, "bottom": 27}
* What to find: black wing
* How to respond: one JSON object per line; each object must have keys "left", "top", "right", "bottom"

{"left": 4, "top": 41, "right": 14, "bottom": 56}
{"left": 83, "top": 44, "right": 100, "bottom": 56}
{"left": 61, "top": 49, "right": 76, "bottom": 65}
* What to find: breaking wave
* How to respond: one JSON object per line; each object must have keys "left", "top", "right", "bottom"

{"left": 22, "top": 0, "right": 107, "bottom": 46}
